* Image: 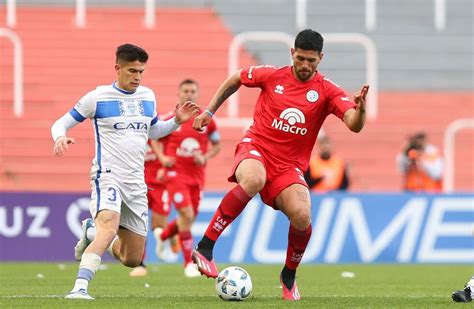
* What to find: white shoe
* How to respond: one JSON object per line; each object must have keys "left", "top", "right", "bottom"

{"left": 74, "top": 218, "right": 94, "bottom": 261}
{"left": 65, "top": 289, "right": 94, "bottom": 300}
{"left": 184, "top": 263, "right": 201, "bottom": 278}
{"left": 153, "top": 228, "right": 168, "bottom": 261}
{"left": 129, "top": 266, "right": 148, "bottom": 277}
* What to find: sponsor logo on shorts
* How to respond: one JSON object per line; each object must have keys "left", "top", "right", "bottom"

{"left": 271, "top": 108, "right": 307, "bottom": 135}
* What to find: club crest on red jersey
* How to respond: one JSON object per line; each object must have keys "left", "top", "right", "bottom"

{"left": 306, "top": 90, "right": 319, "bottom": 103}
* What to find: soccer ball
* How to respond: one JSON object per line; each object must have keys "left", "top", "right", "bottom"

{"left": 215, "top": 266, "right": 252, "bottom": 301}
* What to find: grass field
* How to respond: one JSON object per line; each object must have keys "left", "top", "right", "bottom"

{"left": 0, "top": 263, "right": 472, "bottom": 308}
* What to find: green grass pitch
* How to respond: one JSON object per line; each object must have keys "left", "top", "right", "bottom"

{"left": 0, "top": 263, "right": 472, "bottom": 308}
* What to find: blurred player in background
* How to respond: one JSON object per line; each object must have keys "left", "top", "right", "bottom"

{"left": 305, "top": 134, "right": 350, "bottom": 192}
{"left": 51, "top": 44, "right": 198, "bottom": 300}
{"left": 191, "top": 29, "right": 369, "bottom": 301}
{"left": 128, "top": 138, "right": 169, "bottom": 277}
{"left": 157, "top": 79, "right": 221, "bottom": 277}
{"left": 397, "top": 131, "right": 444, "bottom": 192}
{"left": 452, "top": 276, "right": 474, "bottom": 302}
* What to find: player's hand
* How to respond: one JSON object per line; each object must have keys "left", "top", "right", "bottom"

{"left": 353, "top": 84, "right": 369, "bottom": 112}
{"left": 193, "top": 153, "right": 207, "bottom": 166}
{"left": 159, "top": 155, "right": 175, "bottom": 168}
{"left": 156, "top": 168, "right": 166, "bottom": 181}
{"left": 174, "top": 101, "right": 200, "bottom": 125}
{"left": 193, "top": 111, "right": 212, "bottom": 131}
{"left": 53, "top": 136, "right": 75, "bottom": 156}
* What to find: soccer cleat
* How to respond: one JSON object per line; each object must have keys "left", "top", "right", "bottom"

{"left": 184, "top": 263, "right": 201, "bottom": 278}
{"left": 452, "top": 286, "right": 472, "bottom": 303}
{"left": 191, "top": 249, "right": 218, "bottom": 278}
{"left": 74, "top": 218, "right": 94, "bottom": 261}
{"left": 129, "top": 265, "right": 148, "bottom": 277}
{"left": 153, "top": 227, "right": 169, "bottom": 261}
{"left": 280, "top": 275, "right": 301, "bottom": 301}
{"left": 65, "top": 289, "right": 94, "bottom": 300}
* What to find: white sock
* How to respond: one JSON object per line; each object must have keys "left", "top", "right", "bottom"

{"left": 72, "top": 253, "right": 101, "bottom": 293}
{"left": 86, "top": 226, "right": 96, "bottom": 242}
{"left": 107, "top": 236, "right": 119, "bottom": 259}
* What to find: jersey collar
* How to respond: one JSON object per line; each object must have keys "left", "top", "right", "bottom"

{"left": 112, "top": 82, "right": 136, "bottom": 94}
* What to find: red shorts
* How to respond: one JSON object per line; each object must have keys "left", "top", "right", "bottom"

{"left": 228, "top": 141, "right": 308, "bottom": 208}
{"left": 147, "top": 184, "right": 170, "bottom": 216}
{"left": 166, "top": 179, "right": 202, "bottom": 215}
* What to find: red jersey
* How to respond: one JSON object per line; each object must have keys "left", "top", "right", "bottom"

{"left": 160, "top": 112, "right": 218, "bottom": 187}
{"left": 144, "top": 140, "right": 164, "bottom": 185}
{"left": 240, "top": 65, "right": 356, "bottom": 172}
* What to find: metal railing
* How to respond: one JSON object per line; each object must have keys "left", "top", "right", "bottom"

{"left": 364, "top": 0, "right": 446, "bottom": 32}
{"left": 228, "top": 31, "right": 378, "bottom": 120}
{"left": 443, "top": 118, "right": 474, "bottom": 192}
{"left": 6, "top": 0, "right": 16, "bottom": 27}
{"left": 0, "top": 28, "right": 24, "bottom": 118}
{"left": 75, "top": 0, "right": 156, "bottom": 29}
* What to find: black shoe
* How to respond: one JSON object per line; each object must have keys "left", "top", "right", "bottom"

{"left": 452, "top": 286, "right": 472, "bottom": 303}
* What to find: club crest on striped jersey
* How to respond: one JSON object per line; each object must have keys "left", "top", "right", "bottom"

{"left": 119, "top": 99, "right": 144, "bottom": 117}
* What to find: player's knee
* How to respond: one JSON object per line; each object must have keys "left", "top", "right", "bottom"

{"left": 96, "top": 227, "right": 117, "bottom": 244}
{"left": 179, "top": 207, "right": 194, "bottom": 227}
{"left": 290, "top": 208, "right": 311, "bottom": 230}
{"left": 121, "top": 256, "right": 142, "bottom": 268}
{"left": 240, "top": 175, "right": 265, "bottom": 195}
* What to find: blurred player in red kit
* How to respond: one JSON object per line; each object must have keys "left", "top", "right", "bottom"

{"left": 156, "top": 79, "right": 221, "bottom": 277}
{"left": 191, "top": 29, "right": 369, "bottom": 300}
{"left": 129, "top": 138, "right": 170, "bottom": 277}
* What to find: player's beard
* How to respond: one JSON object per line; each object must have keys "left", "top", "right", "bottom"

{"left": 296, "top": 69, "right": 313, "bottom": 82}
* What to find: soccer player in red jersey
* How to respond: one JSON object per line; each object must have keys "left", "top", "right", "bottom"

{"left": 191, "top": 29, "right": 369, "bottom": 300}
{"left": 158, "top": 79, "right": 221, "bottom": 277}
{"left": 129, "top": 138, "right": 170, "bottom": 277}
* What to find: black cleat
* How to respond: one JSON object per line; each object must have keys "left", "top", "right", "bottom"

{"left": 452, "top": 286, "right": 472, "bottom": 303}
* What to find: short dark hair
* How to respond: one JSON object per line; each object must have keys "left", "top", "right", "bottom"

{"left": 179, "top": 78, "right": 199, "bottom": 88}
{"left": 294, "top": 29, "right": 324, "bottom": 53}
{"left": 115, "top": 44, "right": 149, "bottom": 63}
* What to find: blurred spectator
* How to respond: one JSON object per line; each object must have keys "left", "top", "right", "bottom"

{"left": 397, "top": 132, "right": 444, "bottom": 192}
{"left": 305, "top": 135, "right": 350, "bottom": 192}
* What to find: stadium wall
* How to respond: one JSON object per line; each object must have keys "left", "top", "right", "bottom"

{"left": 1, "top": 192, "right": 472, "bottom": 263}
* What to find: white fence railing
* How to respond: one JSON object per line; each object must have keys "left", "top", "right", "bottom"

{"left": 6, "top": 0, "right": 16, "bottom": 28}
{"left": 364, "top": 0, "right": 446, "bottom": 32}
{"left": 228, "top": 31, "right": 378, "bottom": 120}
{"left": 0, "top": 28, "right": 23, "bottom": 118}
{"left": 75, "top": 0, "right": 156, "bottom": 29}
{"left": 443, "top": 118, "right": 474, "bottom": 192}
{"left": 295, "top": 0, "right": 307, "bottom": 31}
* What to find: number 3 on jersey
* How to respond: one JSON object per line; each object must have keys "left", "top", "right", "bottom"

{"left": 107, "top": 187, "right": 117, "bottom": 202}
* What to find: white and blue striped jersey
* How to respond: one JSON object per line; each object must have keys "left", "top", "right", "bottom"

{"left": 69, "top": 83, "right": 159, "bottom": 183}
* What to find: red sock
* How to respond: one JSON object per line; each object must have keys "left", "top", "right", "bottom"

{"left": 179, "top": 230, "right": 193, "bottom": 265}
{"left": 204, "top": 185, "right": 251, "bottom": 241}
{"left": 161, "top": 220, "right": 178, "bottom": 241}
{"left": 285, "top": 224, "right": 312, "bottom": 270}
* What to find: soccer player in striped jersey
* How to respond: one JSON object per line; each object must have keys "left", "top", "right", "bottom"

{"left": 51, "top": 44, "right": 198, "bottom": 300}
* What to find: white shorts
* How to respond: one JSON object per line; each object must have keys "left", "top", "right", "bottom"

{"left": 89, "top": 174, "right": 148, "bottom": 236}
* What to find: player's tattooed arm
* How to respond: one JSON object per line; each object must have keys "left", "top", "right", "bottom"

{"left": 207, "top": 70, "right": 242, "bottom": 114}
{"left": 212, "top": 84, "right": 240, "bottom": 112}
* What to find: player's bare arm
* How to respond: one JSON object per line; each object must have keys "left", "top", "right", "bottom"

{"left": 194, "top": 140, "right": 222, "bottom": 166}
{"left": 193, "top": 70, "right": 242, "bottom": 130}
{"left": 343, "top": 84, "right": 369, "bottom": 133}
{"left": 154, "top": 140, "right": 175, "bottom": 167}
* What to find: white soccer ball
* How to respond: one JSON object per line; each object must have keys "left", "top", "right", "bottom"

{"left": 215, "top": 266, "right": 252, "bottom": 301}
